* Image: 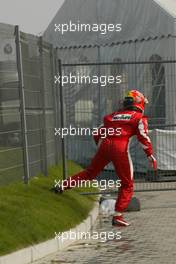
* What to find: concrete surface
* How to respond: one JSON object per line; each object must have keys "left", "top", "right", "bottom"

{"left": 32, "top": 190, "right": 176, "bottom": 264}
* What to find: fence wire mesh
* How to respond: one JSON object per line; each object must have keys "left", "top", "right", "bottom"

{"left": 1, "top": 21, "right": 176, "bottom": 191}
{"left": 61, "top": 60, "right": 176, "bottom": 191}
{"left": 0, "top": 24, "right": 24, "bottom": 185}
{"left": 20, "top": 32, "right": 61, "bottom": 180}
{"left": 0, "top": 24, "right": 61, "bottom": 185}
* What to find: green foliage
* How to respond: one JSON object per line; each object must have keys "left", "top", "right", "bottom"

{"left": 0, "top": 161, "right": 98, "bottom": 256}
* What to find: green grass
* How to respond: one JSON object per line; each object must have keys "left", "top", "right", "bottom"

{"left": 0, "top": 161, "right": 98, "bottom": 256}
{"left": 0, "top": 147, "right": 23, "bottom": 185}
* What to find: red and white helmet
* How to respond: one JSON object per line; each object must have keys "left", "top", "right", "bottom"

{"left": 123, "top": 90, "right": 148, "bottom": 112}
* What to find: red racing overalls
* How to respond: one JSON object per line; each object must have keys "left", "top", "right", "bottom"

{"left": 63, "top": 109, "right": 153, "bottom": 212}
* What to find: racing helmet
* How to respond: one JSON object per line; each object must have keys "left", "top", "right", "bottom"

{"left": 123, "top": 90, "right": 148, "bottom": 112}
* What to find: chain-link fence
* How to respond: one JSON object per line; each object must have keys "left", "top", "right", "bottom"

{"left": 59, "top": 59, "right": 176, "bottom": 191}
{"left": 0, "top": 24, "right": 23, "bottom": 185}
{"left": 0, "top": 23, "right": 61, "bottom": 185}
{"left": 1, "top": 21, "right": 176, "bottom": 191}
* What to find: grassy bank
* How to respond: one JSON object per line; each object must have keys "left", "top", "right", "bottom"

{"left": 0, "top": 147, "right": 23, "bottom": 185}
{"left": 0, "top": 161, "right": 98, "bottom": 256}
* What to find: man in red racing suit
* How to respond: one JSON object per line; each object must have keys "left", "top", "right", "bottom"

{"left": 53, "top": 90, "right": 157, "bottom": 226}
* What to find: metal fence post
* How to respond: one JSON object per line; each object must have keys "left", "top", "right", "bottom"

{"left": 51, "top": 46, "right": 59, "bottom": 165}
{"left": 39, "top": 37, "right": 48, "bottom": 176}
{"left": 15, "top": 25, "right": 30, "bottom": 184}
{"left": 58, "top": 59, "right": 67, "bottom": 180}
{"left": 97, "top": 46, "right": 102, "bottom": 124}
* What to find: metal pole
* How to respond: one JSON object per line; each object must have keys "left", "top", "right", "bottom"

{"left": 97, "top": 46, "right": 102, "bottom": 124}
{"left": 39, "top": 37, "right": 48, "bottom": 176}
{"left": 51, "top": 47, "right": 59, "bottom": 165}
{"left": 15, "top": 25, "right": 30, "bottom": 184}
{"left": 62, "top": 60, "right": 176, "bottom": 67}
{"left": 58, "top": 59, "right": 67, "bottom": 180}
